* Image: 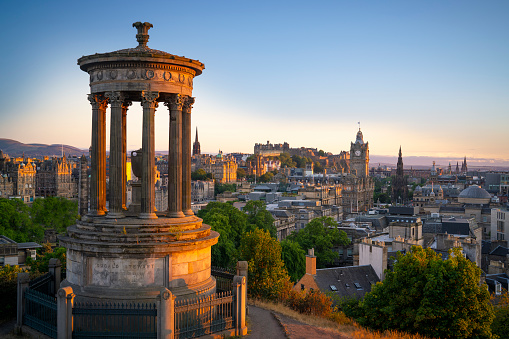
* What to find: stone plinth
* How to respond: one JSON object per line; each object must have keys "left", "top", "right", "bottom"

{"left": 59, "top": 215, "right": 219, "bottom": 302}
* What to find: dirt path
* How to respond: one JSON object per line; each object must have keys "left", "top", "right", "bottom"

{"left": 246, "top": 305, "right": 287, "bottom": 338}
{"left": 274, "top": 312, "right": 351, "bottom": 339}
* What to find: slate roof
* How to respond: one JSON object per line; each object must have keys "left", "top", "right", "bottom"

{"left": 17, "top": 242, "right": 43, "bottom": 250}
{"left": 314, "top": 265, "right": 379, "bottom": 300}
{"left": 441, "top": 221, "right": 471, "bottom": 236}
{"left": 486, "top": 273, "right": 509, "bottom": 293}
{"left": 489, "top": 245, "right": 509, "bottom": 257}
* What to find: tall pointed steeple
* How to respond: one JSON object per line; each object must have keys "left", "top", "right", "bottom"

{"left": 192, "top": 127, "right": 201, "bottom": 156}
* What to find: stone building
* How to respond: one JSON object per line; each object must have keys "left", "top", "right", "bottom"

{"left": 191, "top": 180, "right": 214, "bottom": 202}
{"left": 36, "top": 154, "right": 78, "bottom": 199}
{"left": 341, "top": 129, "right": 374, "bottom": 216}
{"left": 0, "top": 150, "right": 36, "bottom": 203}
{"left": 193, "top": 152, "right": 237, "bottom": 183}
{"left": 254, "top": 141, "right": 290, "bottom": 156}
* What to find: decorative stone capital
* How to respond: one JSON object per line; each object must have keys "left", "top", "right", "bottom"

{"left": 164, "top": 94, "right": 184, "bottom": 111}
{"left": 133, "top": 22, "right": 153, "bottom": 48}
{"left": 87, "top": 94, "right": 108, "bottom": 110}
{"left": 105, "top": 91, "right": 125, "bottom": 108}
{"left": 183, "top": 96, "right": 195, "bottom": 114}
{"left": 121, "top": 100, "right": 132, "bottom": 114}
{"left": 140, "top": 91, "right": 159, "bottom": 109}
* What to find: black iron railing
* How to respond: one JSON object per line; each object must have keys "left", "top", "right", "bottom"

{"left": 24, "top": 288, "right": 57, "bottom": 339}
{"left": 72, "top": 301, "right": 157, "bottom": 338}
{"left": 174, "top": 292, "right": 234, "bottom": 339}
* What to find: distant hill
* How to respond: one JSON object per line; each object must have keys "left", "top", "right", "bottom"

{"left": 0, "top": 139, "right": 87, "bottom": 158}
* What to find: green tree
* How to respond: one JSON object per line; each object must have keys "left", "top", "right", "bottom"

{"left": 286, "top": 217, "right": 349, "bottom": 268}
{"left": 313, "top": 161, "right": 324, "bottom": 174}
{"left": 291, "top": 155, "right": 311, "bottom": 168}
{"left": 198, "top": 202, "right": 248, "bottom": 267}
{"left": 258, "top": 172, "right": 274, "bottom": 183}
{"left": 318, "top": 150, "right": 325, "bottom": 156}
{"left": 214, "top": 183, "right": 236, "bottom": 196}
{"left": 278, "top": 153, "right": 296, "bottom": 168}
{"left": 357, "top": 246, "right": 494, "bottom": 339}
{"left": 281, "top": 239, "right": 306, "bottom": 282}
{"left": 0, "top": 198, "right": 43, "bottom": 242}
{"left": 492, "top": 291, "right": 509, "bottom": 339}
{"left": 239, "top": 228, "right": 291, "bottom": 300}
{"left": 191, "top": 168, "right": 213, "bottom": 181}
{"left": 26, "top": 245, "right": 67, "bottom": 273}
{"left": 31, "top": 197, "right": 78, "bottom": 233}
{"left": 243, "top": 200, "right": 276, "bottom": 237}
{"left": 236, "top": 168, "right": 246, "bottom": 180}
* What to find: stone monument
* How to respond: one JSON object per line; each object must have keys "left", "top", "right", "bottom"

{"left": 59, "top": 22, "right": 219, "bottom": 302}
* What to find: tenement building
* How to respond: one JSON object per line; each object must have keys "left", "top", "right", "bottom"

{"left": 0, "top": 150, "right": 36, "bottom": 203}
{"left": 59, "top": 23, "right": 219, "bottom": 304}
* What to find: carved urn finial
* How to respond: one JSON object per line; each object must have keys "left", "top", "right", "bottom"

{"left": 132, "top": 22, "right": 153, "bottom": 48}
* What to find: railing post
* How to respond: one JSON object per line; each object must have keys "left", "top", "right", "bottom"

{"left": 57, "top": 286, "right": 74, "bottom": 339}
{"left": 233, "top": 276, "right": 247, "bottom": 336}
{"left": 49, "top": 258, "right": 62, "bottom": 296}
{"left": 236, "top": 261, "right": 248, "bottom": 312}
{"left": 16, "top": 272, "right": 30, "bottom": 334}
{"left": 158, "top": 288, "right": 175, "bottom": 339}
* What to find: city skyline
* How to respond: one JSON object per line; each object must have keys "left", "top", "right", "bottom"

{"left": 0, "top": 1, "right": 507, "bottom": 164}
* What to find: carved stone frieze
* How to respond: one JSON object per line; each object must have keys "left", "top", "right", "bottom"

{"left": 89, "top": 66, "right": 194, "bottom": 89}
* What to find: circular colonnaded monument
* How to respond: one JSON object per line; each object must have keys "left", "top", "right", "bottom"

{"left": 59, "top": 22, "right": 219, "bottom": 302}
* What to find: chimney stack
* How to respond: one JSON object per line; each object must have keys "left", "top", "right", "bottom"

{"left": 306, "top": 248, "right": 316, "bottom": 275}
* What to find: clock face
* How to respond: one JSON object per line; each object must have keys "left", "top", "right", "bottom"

{"left": 355, "top": 150, "right": 361, "bottom": 156}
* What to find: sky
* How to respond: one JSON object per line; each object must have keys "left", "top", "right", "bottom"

{"left": 0, "top": 1, "right": 508, "bottom": 166}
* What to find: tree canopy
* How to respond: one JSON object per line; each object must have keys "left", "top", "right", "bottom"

{"left": 31, "top": 196, "right": 78, "bottom": 233}
{"left": 197, "top": 201, "right": 276, "bottom": 268}
{"left": 354, "top": 246, "right": 495, "bottom": 339}
{"left": 191, "top": 168, "right": 212, "bottom": 181}
{"left": 286, "top": 216, "right": 349, "bottom": 268}
{"left": 281, "top": 239, "right": 306, "bottom": 282}
{"left": 239, "top": 228, "right": 291, "bottom": 300}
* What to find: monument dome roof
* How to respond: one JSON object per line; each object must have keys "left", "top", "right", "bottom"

{"left": 458, "top": 185, "right": 491, "bottom": 199}
{"left": 78, "top": 22, "right": 204, "bottom": 75}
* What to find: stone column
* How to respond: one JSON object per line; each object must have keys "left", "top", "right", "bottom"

{"left": 233, "top": 275, "right": 248, "bottom": 336}
{"left": 157, "top": 288, "right": 175, "bottom": 339}
{"left": 182, "top": 96, "right": 195, "bottom": 216}
{"left": 140, "top": 91, "right": 159, "bottom": 219}
{"left": 88, "top": 94, "right": 108, "bottom": 216}
{"left": 122, "top": 101, "right": 131, "bottom": 210}
{"left": 165, "top": 94, "right": 185, "bottom": 218}
{"left": 106, "top": 91, "right": 126, "bottom": 218}
{"left": 57, "top": 286, "right": 74, "bottom": 339}
{"left": 16, "top": 272, "right": 30, "bottom": 333}
{"left": 49, "top": 258, "right": 62, "bottom": 296}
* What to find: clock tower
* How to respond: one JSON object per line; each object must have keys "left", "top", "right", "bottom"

{"left": 350, "top": 128, "right": 369, "bottom": 177}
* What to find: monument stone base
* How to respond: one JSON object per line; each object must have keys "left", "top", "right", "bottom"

{"left": 59, "top": 214, "right": 219, "bottom": 303}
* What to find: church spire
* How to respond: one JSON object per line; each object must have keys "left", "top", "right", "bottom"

{"left": 192, "top": 127, "right": 201, "bottom": 156}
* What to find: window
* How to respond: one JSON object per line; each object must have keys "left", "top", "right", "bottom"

{"left": 345, "top": 283, "right": 350, "bottom": 288}
{"left": 301, "top": 284, "right": 304, "bottom": 291}
{"left": 330, "top": 285, "right": 337, "bottom": 291}
{"left": 354, "top": 282, "right": 362, "bottom": 289}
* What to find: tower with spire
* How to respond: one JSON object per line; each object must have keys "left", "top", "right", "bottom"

{"left": 461, "top": 156, "right": 467, "bottom": 173}
{"left": 192, "top": 127, "right": 201, "bottom": 156}
{"left": 391, "top": 146, "right": 408, "bottom": 204}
